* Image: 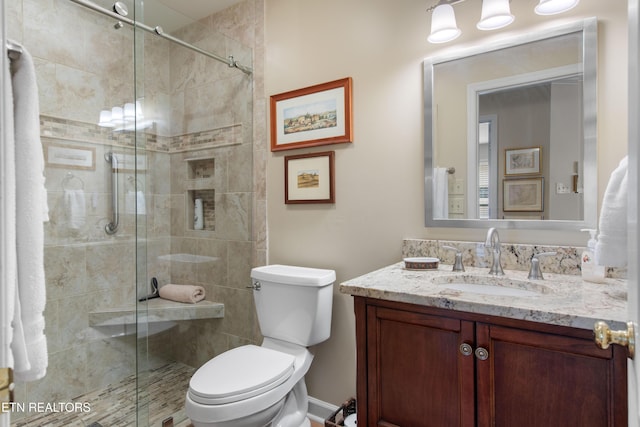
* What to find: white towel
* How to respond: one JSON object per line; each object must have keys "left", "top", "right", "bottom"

{"left": 64, "top": 189, "right": 86, "bottom": 229}
{"left": 9, "top": 41, "right": 49, "bottom": 382}
{"left": 595, "top": 156, "right": 628, "bottom": 267}
{"left": 125, "top": 190, "right": 146, "bottom": 215}
{"left": 2, "top": 40, "right": 18, "bottom": 376}
{"left": 433, "top": 167, "right": 449, "bottom": 219}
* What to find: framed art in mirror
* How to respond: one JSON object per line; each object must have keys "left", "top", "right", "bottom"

{"left": 503, "top": 178, "right": 544, "bottom": 212}
{"left": 505, "top": 147, "right": 541, "bottom": 176}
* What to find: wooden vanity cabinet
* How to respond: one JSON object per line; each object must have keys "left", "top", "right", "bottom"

{"left": 354, "top": 297, "right": 627, "bottom": 427}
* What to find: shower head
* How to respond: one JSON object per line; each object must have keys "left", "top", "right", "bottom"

{"left": 112, "top": 1, "right": 128, "bottom": 17}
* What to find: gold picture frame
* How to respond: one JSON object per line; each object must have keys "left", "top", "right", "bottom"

{"left": 505, "top": 146, "right": 541, "bottom": 176}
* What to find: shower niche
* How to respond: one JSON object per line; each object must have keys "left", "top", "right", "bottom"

{"left": 185, "top": 157, "right": 216, "bottom": 232}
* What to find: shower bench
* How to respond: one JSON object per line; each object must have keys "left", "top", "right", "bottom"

{"left": 89, "top": 298, "right": 224, "bottom": 337}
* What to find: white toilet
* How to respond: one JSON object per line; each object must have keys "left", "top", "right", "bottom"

{"left": 185, "top": 264, "right": 336, "bottom": 427}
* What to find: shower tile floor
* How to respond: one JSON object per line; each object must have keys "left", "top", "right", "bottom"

{"left": 11, "top": 362, "right": 196, "bottom": 427}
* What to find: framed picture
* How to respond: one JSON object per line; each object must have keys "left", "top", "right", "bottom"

{"left": 505, "top": 146, "right": 541, "bottom": 176}
{"left": 44, "top": 141, "right": 95, "bottom": 170}
{"left": 503, "top": 178, "right": 544, "bottom": 212}
{"left": 270, "top": 78, "right": 353, "bottom": 152}
{"left": 285, "top": 151, "right": 335, "bottom": 204}
{"left": 503, "top": 214, "right": 545, "bottom": 220}
{"left": 112, "top": 152, "right": 148, "bottom": 173}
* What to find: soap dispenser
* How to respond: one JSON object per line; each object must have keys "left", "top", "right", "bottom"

{"left": 580, "top": 229, "right": 606, "bottom": 283}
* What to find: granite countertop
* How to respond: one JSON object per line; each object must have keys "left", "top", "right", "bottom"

{"left": 339, "top": 262, "right": 628, "bottom": 330}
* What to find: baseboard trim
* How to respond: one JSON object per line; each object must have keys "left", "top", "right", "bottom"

{"left": 307, "top": 396, "right": 339, "bottom": 423}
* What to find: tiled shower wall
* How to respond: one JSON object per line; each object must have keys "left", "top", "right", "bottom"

{"left": 7, "top": 0, "right": 265, "bottom": 417}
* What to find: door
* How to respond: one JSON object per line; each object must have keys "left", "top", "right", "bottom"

{"left": 1, "top": 1, "right": 11, "bottom": 424}
{"left": 478, "top": 323, "right": 626, "bottom": 427}
{"left": 365, "top": 305, "right": 475, "bottom": 427}
{"left": 629, "top": 0, "right": 640, "bottom": 425}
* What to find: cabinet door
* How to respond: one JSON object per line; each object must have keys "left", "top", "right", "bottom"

{"left": 366, "top": 305, "right": 475, "bottom": 427}
{"left": 476, "top": 323, "right": 627, "bottom": 427}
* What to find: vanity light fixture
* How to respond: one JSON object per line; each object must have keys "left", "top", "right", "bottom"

{"left": 476, "top": 0, "right": 514, "bottom": 31}
{"left": 534, "top": 0, "right": 580, "bottom": 15}
{"left": 427, "top": 0, "right": 580, "bottom": 43}
{"left": 98, "top": 100, "right": 149, "bottom": 130}
{"left": 427, "top": 2, "right": 462, "bottom": 44}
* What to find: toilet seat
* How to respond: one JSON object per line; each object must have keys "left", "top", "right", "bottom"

{"left": 189, "top": 345, "right": 295, "bottom": 405}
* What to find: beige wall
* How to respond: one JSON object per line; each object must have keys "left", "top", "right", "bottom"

{"left": 264, "top": 0, "right": 628, "bottom": 405}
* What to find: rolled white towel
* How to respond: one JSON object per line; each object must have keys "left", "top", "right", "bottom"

{"left": 595, "top": 156, "right": 628, "bottom": 267}
{"left": 159, "top": 284, "right": 206, "bottom": 304}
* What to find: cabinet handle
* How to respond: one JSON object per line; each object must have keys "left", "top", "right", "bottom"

{"left": 459, "top": 343, "right": 473, "bottom": 356}
{"left": 475, "top": 347, "right": 489, "bottom": 360}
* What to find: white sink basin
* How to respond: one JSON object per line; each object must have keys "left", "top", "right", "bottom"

{"left": 433, "top": 275, "right": 550, "bottom": 298}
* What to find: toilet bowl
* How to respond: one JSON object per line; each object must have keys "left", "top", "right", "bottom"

{"left": 185, "top": 265, "right": 335, "bottom": 427}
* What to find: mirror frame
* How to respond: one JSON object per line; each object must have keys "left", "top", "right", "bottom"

{"left": 424, "top": 18, "right": 598, "bottom": 231}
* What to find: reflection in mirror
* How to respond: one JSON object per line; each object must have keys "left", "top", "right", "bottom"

{"left": 424, "top": 18, "right": 597, "bottom": 231}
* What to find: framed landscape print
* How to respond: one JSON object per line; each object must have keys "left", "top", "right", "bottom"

{"left": 505, "top": 146, "right": 541, "bottom": 176}
{"left": 503, "top": 178, "right": 544, "bottom": 212}
{"left": 285, "top": 151, "right": 335, "bottom": 204}
{"left": 270, "top": 78, "right": 353, "bottom": 152}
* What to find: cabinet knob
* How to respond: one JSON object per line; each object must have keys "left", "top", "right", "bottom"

{"left": 594, "top": 321, "right": 635, "bottom": 359}
{"left": 459, "top": 343, "right": 473, "bottom": 356}
{"left": 475, "top": 347, "right": 489, "bottom": 361}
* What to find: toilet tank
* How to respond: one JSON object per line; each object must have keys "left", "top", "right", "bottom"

{"left": 251, "top": 265, "right": 335, "bottom": 347}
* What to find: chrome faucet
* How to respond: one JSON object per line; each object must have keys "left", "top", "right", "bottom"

{"left": 485, "top": 228, "right": 504, "bottom": 276}
{"left": 442, "top": 245, "right": 465, "bottom": 272}
{"left": 527, "top": 252, "right": 557, "bottom": 280}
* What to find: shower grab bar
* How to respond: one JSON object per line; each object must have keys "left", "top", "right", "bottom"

{"left": 105, "top": 152, "right": 119, "bottom": 235}
{"left": 67, "top": 0, "right": 253, "bottom": 75}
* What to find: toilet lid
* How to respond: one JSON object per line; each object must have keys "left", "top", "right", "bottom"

{"left": 189, "top": 345, "right": 295, "bottom": 405}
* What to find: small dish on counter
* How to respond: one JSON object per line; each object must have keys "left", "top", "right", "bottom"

{"left": 404, "top": 257, "right": 439, "bottom": 270}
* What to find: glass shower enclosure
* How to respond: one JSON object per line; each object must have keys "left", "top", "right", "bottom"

{"left": 3, "top": 0, "right": 255, "bottom": 425}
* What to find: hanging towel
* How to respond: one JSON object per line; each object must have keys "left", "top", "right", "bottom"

{"left": 125, "top": 190, "right": 146, "bottom": 215}
{"left": 595, "top": 156, "right": 628, "bottom": 268}
{"left": 64, "top": 189, "right": 86, "bottom": 229}
{"left": 433, "top": 167, "right": 449, "bottom": 219}
{"left": 8, "top": 41, "right": 49, "bottom": 382}
{"left": 2, "top": 40, "right": 18, "bottom": 378}
{"left": 159, "top": 284, "right": 206, "bottom": 304}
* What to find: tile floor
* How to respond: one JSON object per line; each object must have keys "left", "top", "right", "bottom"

{"left": 10, "top": 362, "right": 327, "bottom": 427}
{"left": 11, "top": 362, "right": 195, "bottom": 427}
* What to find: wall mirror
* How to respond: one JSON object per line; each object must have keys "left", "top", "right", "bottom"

{"left": 424, "top": 18, "right": 597, "bottom": 230}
